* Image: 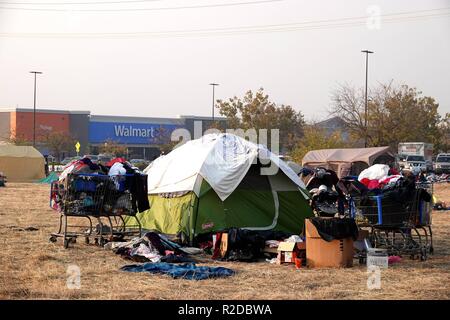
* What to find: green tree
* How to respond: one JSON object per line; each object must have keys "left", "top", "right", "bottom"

{"left": 216, "top": 88, "right": 305, "bottom": 153}
{"left": 290, "top": 126, "right": 347, "bottom": 164}
{"left": 41, "top": 131, "right": 76, "bottom": 161}
{"left": 100, "top": 139, "right": 128, "bottom": 157}
{"left": 436, "top": 113, "right": 450, "bottom": 153}
{"left": 151, "top": 125, "right": 183, "bottom": 155}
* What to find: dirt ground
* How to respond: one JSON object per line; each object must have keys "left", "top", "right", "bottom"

{"left": 0, "top": 182, "right": 449, "bottom": 300}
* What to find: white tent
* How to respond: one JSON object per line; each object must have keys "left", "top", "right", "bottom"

{"left": 144, "top": 133, "right": 307, "bottom": 201}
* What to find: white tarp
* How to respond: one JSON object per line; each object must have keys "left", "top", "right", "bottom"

{"left": 144, "top": 133, "right": 306, "bottom": 201}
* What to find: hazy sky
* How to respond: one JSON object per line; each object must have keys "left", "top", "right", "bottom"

{"left": 0, "top": 0, "right": 449, "bottom": 121}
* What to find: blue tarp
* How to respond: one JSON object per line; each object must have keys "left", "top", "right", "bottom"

{"left": 121, "top": 262, "right": 235, "bottom": 280}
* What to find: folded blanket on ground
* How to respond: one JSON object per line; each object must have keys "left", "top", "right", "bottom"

{"left": 120, "top": 262, "right": 235, "bottom": 280}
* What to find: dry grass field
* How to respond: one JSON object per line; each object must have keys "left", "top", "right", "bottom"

{"left": 0, "top": 182, "right": 449, "bottom": 300}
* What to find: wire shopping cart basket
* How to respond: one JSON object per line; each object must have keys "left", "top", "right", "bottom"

{"left": 50, "top": 173, "right": 143, "bottom": 248}
{"left": 348, "top": 185, "right": 433, "bottom": 260}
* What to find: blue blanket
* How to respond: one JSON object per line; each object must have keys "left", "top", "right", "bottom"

{"left": 121, "top": 262, "right": 235, "bottom": 280}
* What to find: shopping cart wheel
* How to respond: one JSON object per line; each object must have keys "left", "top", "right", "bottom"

{"left": 420, "top": 249, "right": 427, "bottom": 261}
{"left": 99, "top": 238, "right": 107, "bottom": 246}
{"left": 85, "top": 237, "right": 90, "bottom": 245}
{"left": 49, "top": 236, "right": 57, "bottom": 243}
{"left": 64, "top": 238, "right": 70, "bottom": 249}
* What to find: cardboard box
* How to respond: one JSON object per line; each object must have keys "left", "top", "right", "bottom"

{"left": 276, "top": 241, "right": 306, "bottom": 264}
{"left": 305, "top": 219, "right": 354, "bottom": 268}
{"left": 219, "top": 233, "right": 228, "bottom": 258}
{"left": 277, "top": 242, "right": 297, "bottom": 264}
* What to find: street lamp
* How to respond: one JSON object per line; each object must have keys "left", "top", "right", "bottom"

{"left": 361, "top": 50, "right": 373, "bottom": 148}
{"left": 209, "top": 83, "right": 219, "bottom": 121}
{"left": 30, "top": 71, "right": 43, "bottom": 148}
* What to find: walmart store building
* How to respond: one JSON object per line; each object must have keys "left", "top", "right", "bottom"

{"left": 0, "top": 107, "right": 225, "bottom": 160}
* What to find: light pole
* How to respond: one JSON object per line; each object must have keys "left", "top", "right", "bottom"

{"left": 209, "top": 83, "right": 219, "bottom": 122}
{"left": 30, "top": 71, "right": 43, "bottom": 148}
{"left": 361, "top": 50, "right": 373, "bottom": 148}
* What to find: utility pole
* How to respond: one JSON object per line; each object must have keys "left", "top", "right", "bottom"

{"left": 209, "top": 83, "right": 219, "bottom": 122}
{"left": 361, "top": 50, "right": 373, "bottom": 148}
{"left": 30, "top": 71, "right": 43, "bottom": 148}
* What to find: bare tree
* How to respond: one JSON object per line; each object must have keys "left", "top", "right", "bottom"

{"left": 330, "top": 81, "right": 445, "bottom": 149}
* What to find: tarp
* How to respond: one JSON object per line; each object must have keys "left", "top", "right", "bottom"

{"left": 144, "top": 133, "right": 306, "bottom": 201}
{"left": 0, "top": 145, "right": 45, "bottom": 182}
{"left": 37, "top": 171, "right": 59, "bottom": 184}
{"left": 121, "top": 262, "right": 235, "bottom": 280}
{"left": 302, "top": 146, "right": 394, "bottom": 178}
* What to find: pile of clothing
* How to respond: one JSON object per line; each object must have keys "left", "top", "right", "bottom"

{"left": 357, "top": 164, "right": 402, "bottom": 191}
{"left": 58, "top": 157, "right": 107, "bottom": 181}
{"left": 110, "top": 232, "right": 235, "bottom": 280}
{"left": 52, "top": 157, "right": 149, "bottom": 215}
{"left": 337, "top": 164, "right": 433, "bottom": 226}
{"left": 106, "top": 231, "right": 202, "bottom": 263}
{"left": 338, "top": 164, "right": 432, "bottom": 201}
{"left": 426, "top": 173, "right": 450, "bottom": 184}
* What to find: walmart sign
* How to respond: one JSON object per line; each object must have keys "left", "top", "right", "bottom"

{"left": 89, "top": 121, "right": 181, "bottom": 145}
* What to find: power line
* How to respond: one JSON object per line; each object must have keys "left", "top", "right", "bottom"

{"left": 0, "top": 8, "right": 448, "bottom": 38}
{"left": 0, "top": 0, "right": 163, "bottom": 4}
{"left": 0, "top": 0, "right": 285, "bottom": 11}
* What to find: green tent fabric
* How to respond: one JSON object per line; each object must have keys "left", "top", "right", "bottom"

{"left": 37, "top": 172, "right": 59, "bottom": 184}
{"left": 138, "top": 192, "right": 196, "bottom": 236}
{"left": 132, "top": 165, "right": 313, "bottom": 242}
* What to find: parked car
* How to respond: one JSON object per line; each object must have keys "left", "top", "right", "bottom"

{"left": 396, "top": 154, "right": 407, "bottom": 169}
{"left": 404, "top": 155, "right": 427, "bottom": 172}
{"left": 97, "top": 154, "right": 114, "bottom": 164}
{"left": 130, "top": 159, "right": 150, "bottom": 170}
{"left": 425, "top": 159, "right": 434, "bottom": 172}
{"left": 398, "top": 142, "right": 433, "bottom": 167}
{"left": 45, "top": 155, "right": 56, "bottom": 163}
{"left": 61, "top": 156, "right": 82, "bottom": 166}
{"left": 434, "top": 153, "right": 450, "bottom": 174}
{"left": 83, "top": 154, "right": 99, "bottom": 163}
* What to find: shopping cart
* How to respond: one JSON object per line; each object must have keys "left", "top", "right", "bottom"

{"left": 348, "top": 186, "right": 432, "bottom": 260}
{"left": 50, "top": 173, "right": 143, "bottom": 248}
{"left": 412, "top": 181, "right": 434, "bottom": 255}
